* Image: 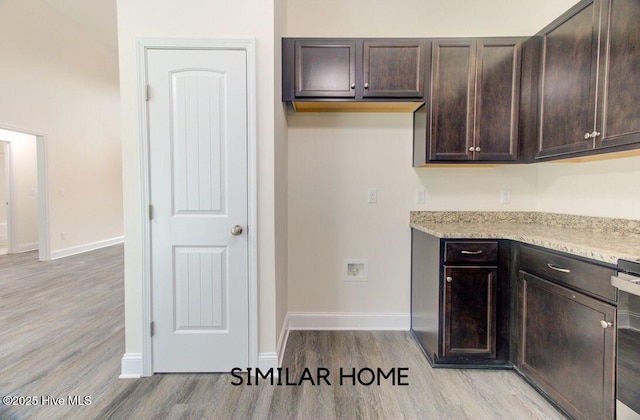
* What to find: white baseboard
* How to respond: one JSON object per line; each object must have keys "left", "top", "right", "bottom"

{"left": 276, "top": 314, "right": 290, "bottom": 367}
{"left": 119, "top": 312, "right": 407, "bottom": 379}
{"left": 50, "top": 236, "right": 124, "bottom": 260}
{"left": 120, "top": 352, "right": 276, "bottom": 377}
{"left": 17, "top": 242, "right": 39, "bottom": 253}
{"left": 119, "top": 353, "right": 143, "bottom": 379}
{"left": 287, "top": 312, "right": 410, "bottom": 331}
{"left": 258, "top": 352, "right": 278, "bottom": 371}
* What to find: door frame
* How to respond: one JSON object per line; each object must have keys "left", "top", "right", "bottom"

{"left": 0, "top": 124, "right": 50, "bottom": 261}
{"left": 1, "top": 141, "right": 10, "bottom": 254}
{"left": 136, "top": 38, "right": 258, "bottom": 376}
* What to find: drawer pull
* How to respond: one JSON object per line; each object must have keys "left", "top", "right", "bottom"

{"left": 547, "top": 263, "right": 571, "bottom": 273}
{"left": 461, "top": 250, "right": 483, "bottom": 255}
{"left": 446, "top": 276, "right": 453, "bottom": 283}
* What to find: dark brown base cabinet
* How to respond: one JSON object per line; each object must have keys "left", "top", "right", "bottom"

{"left": 411, "top": 234, "right": 618, "bottom": 418}
{"left": 410, "top": 230, "right": 510, "bottom": 367}
{"left": 515, "top": 245, "right": 616, "bottom": 420}
{"left": 443, "top": 266, "right": 497, "bottom": 359}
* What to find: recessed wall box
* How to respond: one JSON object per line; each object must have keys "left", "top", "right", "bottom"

{"left": 344, "top": 259, "right": 368, "bottom": 282}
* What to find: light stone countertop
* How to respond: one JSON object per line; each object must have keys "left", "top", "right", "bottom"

{"left": 410, "top": 211, "right": 640, "bottom": 265}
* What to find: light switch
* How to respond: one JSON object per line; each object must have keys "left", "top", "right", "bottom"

{"left": 416, "top": 188, "right": 426, "bottom": 204}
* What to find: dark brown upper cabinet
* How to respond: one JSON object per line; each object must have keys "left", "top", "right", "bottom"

{"left": 282, "top": 38, "right": 427, "bottom": 111}
{"left": 362, "top": 40, "right": 424, "bottom": 98}
{"left": 413, "top": 38, "right": 522, "bottom": 165}
{"left": 291, "top": 39, "right": 357, "bottom": 99}
{"left": 522, "top": 0, "right": 640, "bottom": 161}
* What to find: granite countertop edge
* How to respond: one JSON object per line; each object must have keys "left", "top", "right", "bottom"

{"left": 409, "top": 212, "right": 640, "bottom": 265}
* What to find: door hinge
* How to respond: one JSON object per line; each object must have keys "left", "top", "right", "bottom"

{"left": 148, "top": 204, "right": 153, "bottom": 221}
{"left": 145, "top": 84, "right": 150, "bottom": 101}
{"left": 150, "top": 321, "right": 155, "bottom": 337}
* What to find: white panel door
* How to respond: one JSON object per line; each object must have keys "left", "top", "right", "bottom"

{"left": 147, "top": 48, "right": 248, "bottom": 372}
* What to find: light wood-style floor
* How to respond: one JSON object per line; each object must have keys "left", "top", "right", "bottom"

{"left": 0, "top": 245, "right": 565, "bottom": 419}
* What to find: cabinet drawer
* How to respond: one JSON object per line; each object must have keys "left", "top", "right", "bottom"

{"left": 519, "top": 245, "right": 616, "bottom": 303}
{"left": 444, "top": 241, "right": 498, "bottom": 263}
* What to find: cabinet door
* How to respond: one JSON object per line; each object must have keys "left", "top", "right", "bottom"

{"left": 597, "top": 0, "right": 640, "bottom": 149}
{"left": 442, "top": 266, "right": 497, "bottom": 358}
{"left": 536, "top": 0, "right": 600, "bottom": 158}
{"left": 517, "top": 271, "right": 615, "bottom": 420}
{"left": 294, "top": 39, "right": 357, "bottom": 98}
{"left": 475, "top": 39, "right": 521, "bottom": 161}
{"left": 362, "top": 40, "right": 424, "bottom": 98}
{"left": 429, "top": 40, "right": 476, "bottom": 161}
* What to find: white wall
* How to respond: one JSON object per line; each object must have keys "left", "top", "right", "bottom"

{"left": 117, "top": 0, "right": 281, "bottom": 358}
{"left": 536, "top": 156, "right": 640, "bottom": 219}
{"left": 275, "top": 0, "right": 290, "bottom": 350}
{"left": 0, "top": 0, "right": 123, "bottom": 256}
{"left": 286, "top": 0, "right": 577, "bottom": 38}
{"left": 286, "top": 0, "right": 640, "bottom": 316}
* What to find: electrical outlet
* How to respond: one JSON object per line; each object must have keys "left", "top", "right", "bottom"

{"left": 416, "top": 188, "right": 426, "bottom": 204}
{"left": 367, "top": 188, "right": 377, "bottom": 204}
{"left": 60, "top": 232, "right": 66, "bottom": 240}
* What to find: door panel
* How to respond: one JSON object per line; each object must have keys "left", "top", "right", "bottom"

{"left": 429, "top": 40, "right": 475, "bottom": 161}
{"left": 174, "top": 247, "right": 226, "bottom": 330}
{"left": 518, "top": 271, "right": 615, "bottom": 420}
{"left": 294, "top": 39, "right": 357, "bottom": 98}
{"left": 443, "top": 266, "right": 497, "bottom": 358}
{"left": 537, "top": 0, "right": 598, "bottom": 157}
{"left": 172, "top": 71, "right": 226, "bottom": 214}
{"left": 363, "top": 40, "right": 424, "bottom": 98}
{"left": 475, "top": 40, "right": 520, "bottom": 161}
{"left": 147, "top": 48, "right": 248, "bottom": 372}
{"left": 598, "top": 0, "right": 640, "bottom": 149}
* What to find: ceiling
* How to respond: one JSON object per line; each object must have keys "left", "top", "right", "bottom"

{"left": 42, "top": 0, "right": 118, "bottom": 50}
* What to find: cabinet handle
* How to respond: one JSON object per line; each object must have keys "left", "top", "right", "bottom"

{"left": 547, "top": 263, "right": 570, "bottom": 273}
{"left": 364, "top": 82, "right": 369, "bottom": 89}
{"left": 584, "top": 131, "right": 602, "bottom": 140}
{"left": 469, "top": 147, "right": 475, "bottom": 152}
{"left": 446, "top": 276, "right": 453, "bottom": 283}
{"left": 461, "top": 250, "right": 483, "bottom": 255}
{"left": 475, "top": 147, "right": 481, "bottom": 152}
{"left": 351, "top": 83, "right": 356, "bottom": 89}
{"left": 600, "top": 320, "right": 613, "bottom": 329}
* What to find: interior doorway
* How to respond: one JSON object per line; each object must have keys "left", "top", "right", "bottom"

{"left": 0, "top": 126, "right": 49, "bottom": 261}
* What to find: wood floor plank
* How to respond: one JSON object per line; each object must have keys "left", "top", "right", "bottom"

{"left": 0, "top": 246, "right": 565, "bottom": 419}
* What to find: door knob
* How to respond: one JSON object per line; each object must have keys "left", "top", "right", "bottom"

{"left": 600, "top": 320, "right": 613, "bottom": 329}
{"left": 231, "top": 225, "right": 243, "bottom": 236}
